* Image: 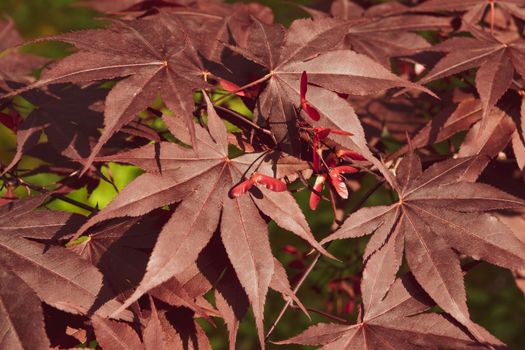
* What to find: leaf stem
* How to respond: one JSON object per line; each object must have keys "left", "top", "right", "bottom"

{"left": 211, "top": 73, "right": 272, "bottom": 105}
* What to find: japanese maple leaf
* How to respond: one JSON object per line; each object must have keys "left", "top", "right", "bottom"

{"left": 302, "top": 3, "right": 451, "bottom": 67}
{"left": 322, "top": 150, "right": 525, "bottom": 338}
{"left": 215, "top": 257, "right": 309, "bottom": 349}
{"left": 72, "top": 95, "right": 330, "bottom": 348}
{"left": 413, "top": 0, "right": 525, "bottom": 25}
{"left": 455, "top": 106, "right": 515, "bottom": 181}
{"left": 277, "top": 273, "right": 503, "bottom": 349}
{"left": 0, "top": 18, "right": 47, "bottom": 92}
{"left": 420, "top": 24, "right": 525, "bottom": 125}
{"left": 387, "top": 99, "right": 483, "bottom": 161}
{"left": 350, "top": 94, "right": 430, "bottom": 145}
{"left": 226, "top": 17, "right": 432, "bottom": 152}
{"left": 68, "top": 212, "right": 172, "bottom": 301}
{"left": 512, "top": 96, "right": 525, "bottom": 171}
{"left": 3, "top": 12, "right": 207, "bottom": 173}
{"left": 69, "top": 211, "right": 215, "bottom": 318}
{"left": 92, "top": 302, "right": 213, "bottom": 350}
{"left": 341, "top": 14, "right": 450, "bottom": 67}
{"left": 0, "top": 195, "right": 132, "bottom": 321}
{"left": 496, "top": 208, "right": 525, "bottom": 296}
{"left": 386, "top": 98, "right": 512, "bottom": 175}
{"left": 300, "top": 0, "right": 409, "bottom": 21}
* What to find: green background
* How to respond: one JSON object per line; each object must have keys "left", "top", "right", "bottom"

{"left": 1, "top": 0, "right": 524, "bottom": 349}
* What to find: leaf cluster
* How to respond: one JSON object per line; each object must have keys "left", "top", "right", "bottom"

{"left": 1, "top": 0, "right": 525, "bottom": 349}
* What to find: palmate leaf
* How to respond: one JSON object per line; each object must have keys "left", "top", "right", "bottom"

{"left": 322, "top": 151, "right": 525, "bottom": 339}
{"left": 302, "top": 1, "right": 451, "bottom": 67}
{"left": 278, "top": 273, "right": 503, "bottom": 349}
{"left": 388, "top": 99, "right": 483, "bottom": 161}
{"left": 227, "top": 16, "right": 431, "bottom": 146}
{"left": 91, "top": 0, "right": 275, "bottom": 62}
{"left": 85, "top": 0, "right": 274, "bottom": 59}
{"left": 4, "top": 0, "right": 525, "bottom": 347}
{"left": 2, "top": 12, "right": 207, "bottom": 172}
{"left": 92, "top": 297, "right": 214, "bottom": 350}
{"left": 214, "top": 269, "right": 247, "bottom": 350}
{"left": 388, "top": 100, "right": 515, "bottom": 178}
{"left": 0, "top": 195, "right": 133, "bottom": 321}
{"left": 419, "top": 24, "right": 525, "bottom": 126}
{"left": 143, "top": 298, "right": 164, "bottom": 350}
{"left": 66, "top": 211, "right": 205, "bottom": 311}
{"left": 214, "top": 251, "right": 307, "bottom": 349}
{"left": 166, "top": 1, "right": 274, "bottom": 62}
{"left": 0, "top": 241, "right": 129, "bottom": 319}
{"left": 226, "top": 16, "right": 432, "bottom": 188}
{"left": 73, "top": 96, "right": 328, "bottom": 348}
{"left": 456, "top": 106, "right": 515, "bottom": 181}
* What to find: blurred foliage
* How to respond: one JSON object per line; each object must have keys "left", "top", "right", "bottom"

{"left": 1, "top": 1, "right": 524, "bottom": 349}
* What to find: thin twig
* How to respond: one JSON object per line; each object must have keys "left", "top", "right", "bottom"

{"left": 213, "top": 104, "right": 275, "bottom": 140}
{"left": 20, "top": 181, "right": 98, "bottom": 214}
{"left": 49, "top": 193, "right": 98, "bottom": 213}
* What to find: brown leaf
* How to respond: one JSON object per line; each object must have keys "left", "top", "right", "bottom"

{"left": 76, "top": 104, "right": 321, "bottom": 348}
{"left": 279, "top": 274, "right": 501, "bottom": 349}
{"left": 0, "top": 194, "right": 83, "bottom": 240}
{"left": 4, "top": 13, "right": 207, "bottom": 171}
{"left": 323, "top": 151, "right": 525, "bottom": 337}
{"left": 388, "top": 99, "right": 483, "bottom": 161}
{"left": 0, "top": 234, "right": 131, "bottom": 320}
{"left": 419, "top": 26, "right": 525, "bottom": 129}
{"left": 457, "top": 107, "right": 515, "bottom": 181}
{"left": 269, "top": 258, "right": 309, "bottom": 317}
